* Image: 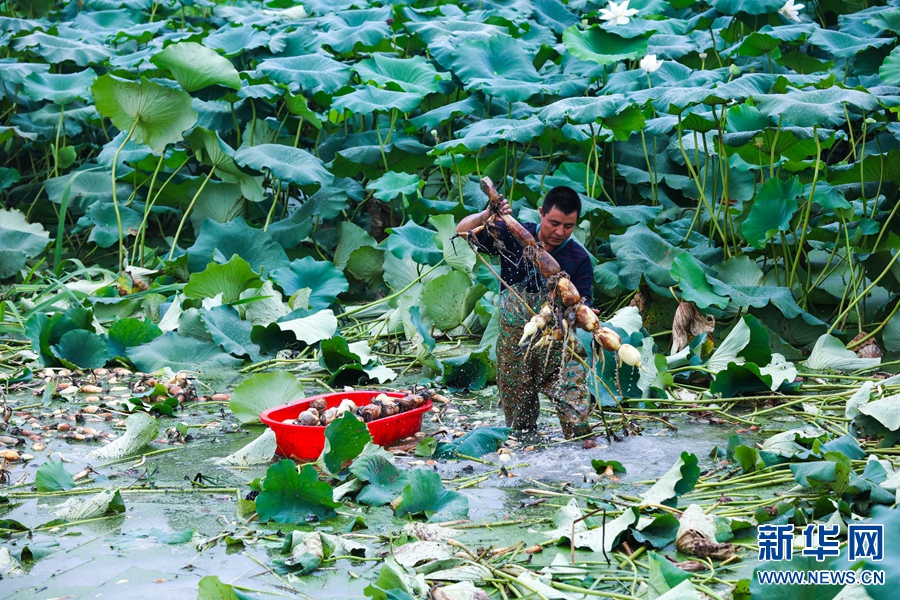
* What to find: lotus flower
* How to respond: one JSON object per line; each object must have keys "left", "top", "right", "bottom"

{"left": 599, "top": 0, "right": 639, "bottom": 26}
{"left": 778, "top": 0, "right": 804, "bottom": 22}
{"left": 640, "top": 54, "right": 662, "bottom": 73}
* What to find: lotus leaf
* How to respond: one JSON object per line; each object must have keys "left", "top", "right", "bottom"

{"left": 150, "top": 42, "right": 240, "bottom": 92}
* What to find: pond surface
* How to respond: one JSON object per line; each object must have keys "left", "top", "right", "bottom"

{"left": 0, "top": 369, "right": 768, "bottom": 599}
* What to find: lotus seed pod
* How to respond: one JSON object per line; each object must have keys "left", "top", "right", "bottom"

{"left": 618, "top": 343, "right": 642, "bottom": 368}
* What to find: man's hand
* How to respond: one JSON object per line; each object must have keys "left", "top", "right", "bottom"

{"left": 493, "top": 197, "right": 512, "bottom": 218}
{"left": 456, "top": 196, "right": 512, "bottom": 234}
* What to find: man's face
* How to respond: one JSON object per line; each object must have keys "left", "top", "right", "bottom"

{"left": 538, "top": 206, "right": 578, "bottom": 250}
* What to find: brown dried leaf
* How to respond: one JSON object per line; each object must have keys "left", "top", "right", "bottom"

{"left": 671, "top": 302, "right": 715, "bottom": 354}
{"left": 851, "top": 333, "right": 884, "bottom": 359}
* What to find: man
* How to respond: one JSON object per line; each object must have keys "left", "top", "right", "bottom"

{"left": 456, "top": 186, "right": 594, "bottom": 439}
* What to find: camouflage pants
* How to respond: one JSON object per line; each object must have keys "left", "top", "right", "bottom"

{"left": 495, "top": 287, "right": 592, "bottom": 439}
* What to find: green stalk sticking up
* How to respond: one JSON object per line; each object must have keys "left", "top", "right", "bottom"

{"left": 110, "top": 121, "right": 139, "bottom": 272}
{"left": 168, "top": 166, "right": 216, "bottom": 260}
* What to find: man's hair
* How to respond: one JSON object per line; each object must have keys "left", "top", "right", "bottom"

{"left": 542, "top": 186, "right": 581, "bottom": 216}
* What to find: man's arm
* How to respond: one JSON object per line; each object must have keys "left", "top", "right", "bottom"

{"left": 455, "top": 198, "right": 512, "bottom": 234}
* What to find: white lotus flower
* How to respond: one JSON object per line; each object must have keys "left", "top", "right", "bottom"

{"left": 640, "top": 54, "right": 662, "bottom": 73}
{"left": 778, "top": 0, "right": 804, "bottom": 22}
{"left": 599, "top": 0, "right": 639, "bottom": 26}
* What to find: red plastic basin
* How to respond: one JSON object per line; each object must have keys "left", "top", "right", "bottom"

{"left": 259, "top": 391, "right": 432, "bottom": 461}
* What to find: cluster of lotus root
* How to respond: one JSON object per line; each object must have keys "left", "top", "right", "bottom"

{"left": 473, "top": 177, "right": 642, "bottom": 370}
{"left": 285, "top": 389, "right": 446, "bottom": 426}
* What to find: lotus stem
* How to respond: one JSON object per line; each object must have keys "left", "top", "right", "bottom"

{"left": 168, "top": 165, "right": 216, "bottom": 260}
{"left": 111, "top": 120, "right": 138, "bottom": 272}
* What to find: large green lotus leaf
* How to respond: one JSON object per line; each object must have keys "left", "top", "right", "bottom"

{"left": 607, "top": 224, "right": 682, "bottom": 292}
{"left": 451, "top": 36, "right": 543, "bottom": 102}
{"left": 754, "top": 88, "right": 879, "bottom": 128}
{"left": 879, "top": 46, "right": 900, "bottom": 85}
{"left": 189, "top": 182, "right": 246, "bottom": 235}
{"left": 24, "top": 307, "right": 92, "bottom": 367}
{"left": 534, "top": 0, "right": 579, "bottom": 32}
{"left": 13, "top": 32, "right": 110, "bottom": 66}
{"left": 395, "top": 469, "right": 468, "bottom": 521}
{"left": 422, "top": 270, "right": 487, "bottom": 331}
{"left": 710, "top": 0, "right": 785, "bottom": 14}
{"left": 735, "top": 32, "right": 781, "bottom": 58}
{"left": 230, "top": 370, "right": 305, "bottom": 424}
{"left": 106, "top": 317, "right": 162, "bottom": 358}
{"left": 430, "top": 214, "right": 475, "bottom": 273}
{"left": 255, "top": 55, "right": 351, "bottom": 95}
{"left": 439, "top": 348, "right": 494, "bottom": 392}
{"left": 22, "top": 69, "right": 96, "bottom": 105}
{"left": 435, "top": 116, "right": 547, "bottom": 153}
{"left": 127, "top": 332, "right": 242, "bottom": 373}
{"left": 346, "top": 246, "right": 385, "bottom": 286}
{"left": 256, "top": 460, "right": 341, "bottom": 523}
{"left": 408, "top": 96, "right": 485, "bottom": 130}
{"left": 184, "top": 255, "right": 263, "bottom": 304}
{"left": 203, "top": 24, "right": 271, "bottom": 57}
{"left": 201, "top": 305, "right": 261, "bottom": 360}
{"left": 0, "top": 168, "right": 18, "bottom": 194}
{"left": 45, "top": 171, "right": 130, "bottom": 211}
{"left": 0, "top": 207, "right": 50, "bottom": 278}
{"left": 710, "top": 256, "right": 806, "bottom": 319}
{"left": 35, "top": 460, "right": 75, "bottom": 493}
{"left": 670, "top": 254, "right": 728, "bottom": 310}
{"left": 0, "top": 61, "right": 49, "bottom": 85}
{"left": 707, "top": 315, "right": 772, "bottom": 373}
{"left": 276, "top": 309, "right": 339, "bottom": 345}
{"left": 198, "top": 576, "right": 243, "bottom": 600}
{"left": 563, "top": 26, "right": 651, "bottom": 66}
{"left": 640, "top": 452, "right": 700, "bottom": 507}
{"left": 271, "top": 257, "right": 349, "bottom": 308}
{"left": 382, "top": 221, "right": 444, "bottom": 265}
{"left": 741, "top": 176, "right": 803, "bottom": 249}
{"left": 368, "top": 171, "right": 421, "bottom": 202}
{"left": 332, "top": 86, "right": 423, "bottom": 115}
{"left": 150, "top": 42, "right": 240, "bottom": 92}
{"left": 234, "top": 144, "right": 332, "bottom": 189}
{"left": 92, "top": 75, "right": 198, "bottom": 153}
{"left": 349, "top": 444, "right": 409, "bottom": 506}
{"left": 51, "top": 329, "right": 109, "bottom": 370}
{"left": 333, "top": 222, "right": 376, "bottom": 270}
{"left": 808, "top": 28, "right": 893, "bottom": 59}
{"left": 320, "top": 336, "right": 373, "bottom": 371}
{"left": 185, "top": 127, "right": 243, "bottom": 174}
{"left": 320, "top": 412, "right": 372, "bottom": 478}
{"left": 538, "top": 95, "right": 626, "bottom": 125}
{"left": 283, "top": 91, "right": 323, "bottom": 128}
{"left": 354, "top": 54, "right": 446, "bottom": 95}
{"left": 187, "top": 217, "right": 289, "bottom": 275}
{"left": 858, "top": 394, "right": 900, "bottom": 432}
{"left": 804, "top": 334, "right": 881, "bottom": 372}
{"left": 81, "top": 200, "right": 143, "bottom": 248}
{"left": 433, "top": 427, "right": 510, "bottom": 459}
{"left": 709, "top": 362, "right": 772, "bottom": 397}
